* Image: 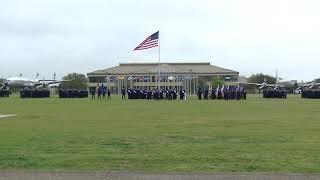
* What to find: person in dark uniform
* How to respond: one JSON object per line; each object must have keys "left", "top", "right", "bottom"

{"left": 107, "top": 88, "right": 111, "bottom": 100}
{"left": 102, "top": 86, "right": 106, "bottom": 99}
{"left": 197, "top": 87, "right": 202, "bottom": 100}
{"left": 154, "top": 89, "right": 160, "bottom": 100}
{"left": 211, "top": 88, "right": 216, "bottom": 100}
{"left": 127, "top": 89, "right": 131, "bottom": 99}
{"left": 121, "top": 87, "right": 126, "bottom": 99}
{"left": 179, "top": 90, "right": 184, "bottom": 100}
{"left": 147, "top": 90, "right": 152, "bottom": 100}
{"left": 204, "top": 89, "right": 208, "bottom": 99}
{"left": 174, "top": 89, "right": 177, "bottom": 100}
{"left": 236, "top": 86, "right": 241, "bottom": 100}
{"left": 97, "top": 86, "right": 102, "bottom": 100}
{"left": 90, "top": 87, "right": 96, "bottom": 99}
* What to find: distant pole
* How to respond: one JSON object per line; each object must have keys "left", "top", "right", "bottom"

{"left": 276, "top": 68, "right": 279, "bottom": 84}
{"left": 158, "top": 31, "right": 160, "bottom": 89}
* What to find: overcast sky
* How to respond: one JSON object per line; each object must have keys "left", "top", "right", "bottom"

{"left": 1, "top": 0, "right": 320, "bottom": 81}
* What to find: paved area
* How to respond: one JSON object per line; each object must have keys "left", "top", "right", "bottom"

{"left": 0, "top": 171, "right": 320, "bottom": 180}
{"left": 0, "top": 114, "right": 16, "bottom": 119}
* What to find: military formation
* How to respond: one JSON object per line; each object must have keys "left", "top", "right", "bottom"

{"left": 2, "top": 82, "right": 320, "bottom": 100}
{"left": 197, "top": 85, "right": 247, "bottom": 100}
{"left": 127, "top": 89, "right": 184, "bottom": 100}
{"left": 0, "top": 84, "right": 10, "bottom": 97}
{"left": 59, "top": 89, "right": 88, "bottom": 98}
{"left": 263, "top": 90, "right": 287, "bottom": 99}
{"left": 0, "top": 90, "right": 10, "bottom": 97}
{"left": 19, "top": 89, "right": 89, "bottom": 98}
{"left": 123, "top": 85, "right": 247, "bottom": 101}
{"left": 89, "top": 84, "right": 112, "bottom": 99}
{"left": 301, "top": 90, "right": 320, "bottom": 99}
{"left": 20, "top": 90, "right": 50, "bottom": 98}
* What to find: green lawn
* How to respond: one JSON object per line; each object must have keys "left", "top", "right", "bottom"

{"left": 0, "top": 94, "right": 320, "bottom": 172}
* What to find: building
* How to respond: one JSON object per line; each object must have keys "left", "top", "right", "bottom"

{"left": 87, "top": 62, "right": 239, "bottom": 94}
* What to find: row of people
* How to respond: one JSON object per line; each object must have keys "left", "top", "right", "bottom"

{"left": 127, "top": 89, "right": 187, "bottom": 100}
{"left": 301, "top": 90, "right": 320, "bottom": 99}
{"left": 90, "top": 84, "right": 247, "bottom": 100}
{"left": 90, "top": 84, "right": 186, "bottom": 100}
{"left": 20, "top": 90, "right": 50, "bottom": 98}
{"left": 262, "top": 90, "right": 287, "bottom": 99}
{"left": 20, "top": 89, "right": 89, "bottom": 98}
{"left": 0, "top": 90, "right": 10, "bottom": 97}
{"left": 89, "top": 85, "right": 112, "bottom": 99}
{"left": 197, "top": 86, "right": 247, "bottom": 100}
{"left": 59, "top": 89, "right": 88, "bottom": 98}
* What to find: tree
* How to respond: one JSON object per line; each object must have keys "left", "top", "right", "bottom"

{"left": 314, "top": 78, "right": 320, "bottom": 83}
{"left": 0, "top": 78, "right": 5, "bottom": 84}
{"left": 211, "top": 76, "right": 224, "bottom": 87}
{"left": 197, "top": 76, "right": 211, "bottom": 88}
{"left": 248, "top": 73, "right": 276, "bottom": 84}
{"left": 60, "top": 73, "right": 88, "bottom": 90}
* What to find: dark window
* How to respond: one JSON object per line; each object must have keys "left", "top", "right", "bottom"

{"left": 89, "top": 76, "right": 106, "bottom": 83}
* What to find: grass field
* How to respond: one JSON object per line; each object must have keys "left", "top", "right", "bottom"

{"left": 0, "top": 94, "right": 320, "bottom": 173}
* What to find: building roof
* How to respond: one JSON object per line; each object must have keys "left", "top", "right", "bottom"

{"left": 87, "top": 62, "right": 239, "bottom": 76}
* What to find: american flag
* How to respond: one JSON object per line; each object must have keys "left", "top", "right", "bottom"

{"left": 133, "top": 31, "right": 159, "bottom": 50}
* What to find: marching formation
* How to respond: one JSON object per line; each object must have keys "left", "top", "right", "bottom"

{"left": 59, "top": 89, "right": 88, "bottom": 98}
{"left": 301, "top": 90, "right": 320, "bottom": 99}
{"left": 88, "top": 85, "right": 247, "bottom": 101}
{"left": 0, "top": 84, "right": 10, "bottom": 97}
{"left": 197, "top": 85, "right": 247, "bottom": 100}
{"left": 263, "top": 90, "right": 287, "bottom": 99}
{"left": 20, "top": 90, "right": 50, "bottom": 98}
{"left": 121, "top": 85, "right": 247, "bottom": 101}
{"left": 18, "top": 89, "right": 89, "bottom": 98}
{"left": 89, "top": 85, "right": 112, "bottom": 99}
{"left": 2, "top": 82, "right": 320, "bottom": 101}
{"left": 0, "top": 90, "right": 10, "bottom": 97}
{"left": 127, "top": 89, "right": 184, "bottom": 100}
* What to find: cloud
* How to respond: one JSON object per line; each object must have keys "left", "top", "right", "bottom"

{"left": 0, "top": 0, "right": 319, "bottom": 81}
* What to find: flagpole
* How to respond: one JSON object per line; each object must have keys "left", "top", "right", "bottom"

{"left": 158, "top": 31, "right": 160, "bottom": 90}
{"left": 133, "top": 31, "right": 160, "bottom": 89}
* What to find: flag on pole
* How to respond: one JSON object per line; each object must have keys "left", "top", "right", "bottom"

{"left": 133, "top": 31, "right": 159, "bottom": 50}
{"left": 215, "top": 84, "right": 220, "bottom": 97}
{"left": 221, "top": 85, "right": 225, "bottom": 97}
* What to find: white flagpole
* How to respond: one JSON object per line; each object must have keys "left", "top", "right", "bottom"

{"left": 158, "top": 31, "right": 160, "bottom": 90}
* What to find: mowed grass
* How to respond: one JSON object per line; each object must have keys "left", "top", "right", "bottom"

{"left": 0, "top": 94, "right": 320, "bottom": 173}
